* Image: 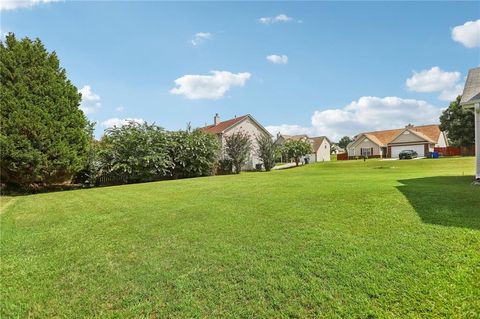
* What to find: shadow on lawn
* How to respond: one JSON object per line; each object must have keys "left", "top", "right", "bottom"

{"left": 397, "top": 176, "right": 480, "bottom": 230}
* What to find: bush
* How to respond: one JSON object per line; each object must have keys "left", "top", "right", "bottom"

{"left": 72, "top": 135, "right": 101, "bottom": 186}
{"left": 168, "top": 127, "right": 219, "bottom": 178}
{"left": 98, "top": 121, "right": 173, "bottom": 182}
{"left": 256, "top": 134, "right": 276, "bottom": 171}
{"left": 224, "top": 132, "right": 252, "bottom": 174}
{"left": 282, "top": 140, "right": 312, "bottom": 166}
{"left": 216, "top": 159, "right": 234, "bottom": 175}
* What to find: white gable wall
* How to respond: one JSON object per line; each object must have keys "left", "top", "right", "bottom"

{"left": 390, "top": 131, "right": 426, "bottom": 144}
{"left": 316, "top": 139, "right": 331, "bottom": 161}
{"left": 222, "top": 117, "right": 267, "bottom": 170}
{"left": 437, "top": 132, "right": 448, "bottom": 147}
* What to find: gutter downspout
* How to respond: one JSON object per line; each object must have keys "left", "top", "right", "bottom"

{"left": 475, "top": 103, "right": 480, "bottom": 181}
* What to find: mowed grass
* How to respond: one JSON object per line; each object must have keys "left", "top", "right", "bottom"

{"left": 1, "top": 158, "right": 479, "bottom": 318}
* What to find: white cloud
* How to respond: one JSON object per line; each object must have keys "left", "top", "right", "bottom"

{"left": 406, "top": 67, "right": 460, "bottom": 92}
{"left": 101, "top": 118, "right": 145, "bottom": 128}
{"left": 0, "top": 28, "right": 8, "bottom": 41}
{"left": 267, "top": 96, "right": 442, "bottom": 141}
{"left": 191, "top": 32, "right": 212, "bottom": 46}
{"left": 266, "top": 54, "right": 288, "bottom": 64}
{"left": 438, "top": 84, "right": 463, "bottom": 101}
{"left": 0, "top": 0, "right": 59, "bottom": 11}
{"left": 265, "top": 124, "right": 313, "bottom": 137}
{"left": 451, "top": 19, "right": 480, "bottom": 48}
{"left": 79, "top": 85, "right": 101, "bottom": 115}
{"left": 115, "top": 105, "right": 125, "bottom": 113}
{"left": 406, "top": 66, "right": 462, "bottom": 101}
{"left": 259, "top": 14, "right": 296, "bottom": 24}
{"left": 170, "top": 70, "right": 251, "bottom": 100}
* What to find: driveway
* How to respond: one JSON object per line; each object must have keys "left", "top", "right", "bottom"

{"left": 273, "top": 162, "right": 303, "bottom": 170}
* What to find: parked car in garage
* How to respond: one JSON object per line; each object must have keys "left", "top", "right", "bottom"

{"left": 399, "top": 150, "right": 418, "bottom": 159}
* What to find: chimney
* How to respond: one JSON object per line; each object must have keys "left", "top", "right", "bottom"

{"left": 276, "top": 132, "right": 281, "bottom": 139}
{"left": 214, "top": 113, "right": 220, "bottom": 126}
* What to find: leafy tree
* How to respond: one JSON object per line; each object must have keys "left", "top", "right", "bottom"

{"left": 440, "top": 96, "right": 475, "bottom": 147}
{"left": 283, "top": 140, "right": 312, "bottom": 166}
{"left": 168, "top": 126, "right": 219, "bottom": 178}
{"left": 224, "top": 132, "right": 252, "bottom": 173}
{"left": 256, "top": 134, "right": 276, "bottom": 171}
{"left": 338, "top": 136, "right": 352, "bottom": 150}
{"left": 0, "top": 33, "right": 90, "bottom": 188}
{"left": 98, "top": 121, "right": 173, "bottom": 181}
{"left": 72, "top": 122, "right": 99, "bottom": 185}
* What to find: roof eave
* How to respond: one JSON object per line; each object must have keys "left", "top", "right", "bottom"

{"left": 460, "top": 99, "right": 480, "bottom": 108}
{"left": 223, "top": 114, "right": 273, "bottom": 137}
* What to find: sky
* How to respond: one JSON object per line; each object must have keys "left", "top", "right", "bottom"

{"left": 1, "top": 0, "right": 479, "bottom": 140}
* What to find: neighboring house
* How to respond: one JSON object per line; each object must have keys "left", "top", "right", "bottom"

{"left": 459, "top": 67, "right": 480, "bottom": 182}
{"left": 200, "top": 114, "right": 272, "bottom": 170}
{"left": 331, "top": 144, "right": 345, "bottom": 154}
{"left": 346, "top": 124, "right": 448, "bottom": 159}
{"left": 275, "top": 134, "right": 331, "bottom": 162}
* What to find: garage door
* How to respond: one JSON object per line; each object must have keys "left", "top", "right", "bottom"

{"left": 391, "top": 144, "right": 425, "bottom": 158}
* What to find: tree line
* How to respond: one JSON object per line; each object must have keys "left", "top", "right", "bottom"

{"left": 0, "top": 33, "right": 315, "bottom": 190}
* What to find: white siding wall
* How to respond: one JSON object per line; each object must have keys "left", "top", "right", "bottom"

{"left": 437, "top": 132, "right": 448, "bottom": 147}
{"left": 391, "top": 131, "right": 425, "bottom": 143}
{"left": 316, "top": 139, "right": 331, "bottom": 161}
{"left": 475, "top": 104, "right": 480, "bottom": 179}
{"left": 222, "top": 118, "right": 266, "bottom": 170}
{"left": 391, "top": 144, "right": 426, "bottom": 158}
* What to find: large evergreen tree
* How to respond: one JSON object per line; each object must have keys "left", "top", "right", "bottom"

{"left": 439, "top": 96, "right": 475, "bottom": 147}
{"left": 0, "top": 33, "right": 90, "bottom": 187}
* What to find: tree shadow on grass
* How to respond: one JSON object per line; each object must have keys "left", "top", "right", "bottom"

{"left": 396, "top": 176, "right": 480, "bottom": 230}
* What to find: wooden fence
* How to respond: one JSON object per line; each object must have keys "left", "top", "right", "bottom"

{"left": 337, "top": 153, "right": 349, "bottom": 161}
{"left": 434, "top": 146, "right": 475, "bottom": 157}
{"left": 95, "top": 173, "right": 170, "bottom": 186}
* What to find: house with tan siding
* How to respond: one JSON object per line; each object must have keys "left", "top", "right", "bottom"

{"left": 347, "top": 124, "right": 448, "bottom": 159}
{"left": 200, "top": 114, "right": 272, "bottom": 170}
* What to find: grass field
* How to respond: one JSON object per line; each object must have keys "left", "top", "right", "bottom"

{"left": 1, "top": 157, "right": 479, "bottom": 318}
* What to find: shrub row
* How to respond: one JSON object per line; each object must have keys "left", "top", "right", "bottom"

{"left": 75, "top": 122, "right": 220, "bottom": 186}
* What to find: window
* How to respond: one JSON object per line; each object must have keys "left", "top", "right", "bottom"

{"left": 361, "top": 148, "right": 372, "bottom": 156}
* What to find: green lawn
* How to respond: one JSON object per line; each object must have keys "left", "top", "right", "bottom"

{"left": 1, "top": 157, "right": 479, "bottom": 318}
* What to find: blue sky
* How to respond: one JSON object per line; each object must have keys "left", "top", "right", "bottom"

{"left": 1, "top": 0, "right": 479, "bottom": 140}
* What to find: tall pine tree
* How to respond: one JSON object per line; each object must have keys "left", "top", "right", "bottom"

{"left": 0, "top": 33, "right": 90, "bottom": 187}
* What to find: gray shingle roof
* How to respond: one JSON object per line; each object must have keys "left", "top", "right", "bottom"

{"left": 460, "top": 67, "right": 480, "bottom": 106}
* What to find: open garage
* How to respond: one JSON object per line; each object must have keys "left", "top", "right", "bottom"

{"left": 390, "top": 144, "right": 427, "bottom": 158}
